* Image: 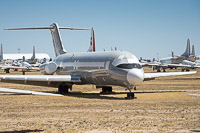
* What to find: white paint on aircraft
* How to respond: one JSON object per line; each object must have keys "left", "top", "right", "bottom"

{"left": 0, "top": 88, "right": 63, "bottom": 96}
{"left": 187, "top": 94, "right": 200, "bottom": 97}
{"left": 0, "top": 75, "right": 80, "bottom": 82}
{"left": 144, "top": 71, "right": 197, "bottom": 79}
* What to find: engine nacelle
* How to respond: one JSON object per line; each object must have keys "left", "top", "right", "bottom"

{"left": 39, "top": 62, "right": 58, "bottom": 75}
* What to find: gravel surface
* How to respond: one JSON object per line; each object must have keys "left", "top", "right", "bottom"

{"left": 0, "top": 68, "right": 200, "bottom": 132}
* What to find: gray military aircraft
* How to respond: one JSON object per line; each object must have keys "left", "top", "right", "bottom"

{"left": 144, "top": 39, "right": 199, "bottom": 72}
{"left": 0, "top": 23, "right": 196, "bottom": 98}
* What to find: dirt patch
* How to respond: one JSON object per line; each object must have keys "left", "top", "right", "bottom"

{"left": 0, "top": 68, "right": 200, "bottom": 132}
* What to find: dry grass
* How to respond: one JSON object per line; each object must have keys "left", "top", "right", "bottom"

{"left": 0, "top": 68, "right": 200, "bottom": 132}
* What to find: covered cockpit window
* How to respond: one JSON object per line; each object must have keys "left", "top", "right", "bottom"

{"left": 116, "top": 63, "right": 142, "bottom": 69}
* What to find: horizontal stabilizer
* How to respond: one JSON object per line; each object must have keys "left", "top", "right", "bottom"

{"left": 5, "top": 27, "right": 90, "bottom": 30}
{"left": 0, "top": 88, "right": 63, "bottom": 96}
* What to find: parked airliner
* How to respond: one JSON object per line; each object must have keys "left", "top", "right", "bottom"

{"left": 0, "top": 23, "right": 196, "bottom": 98}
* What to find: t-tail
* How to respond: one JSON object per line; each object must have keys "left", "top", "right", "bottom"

{"left": 181, "top": 38, "right": 190, "bottom": 58}
{"left": 87, "top": 28, "right": 96, "bottom": 52}
{"left": 5, "top": 23, "right": 90, "bottom": 57}
{"left": 0, "top": 44, "right": 3, "bottom": 61}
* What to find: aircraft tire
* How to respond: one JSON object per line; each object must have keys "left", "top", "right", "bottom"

{"left": 101, "top": 87, "right": 112, "bottom": 93}
{"left": 58, "top": 85, "right": 69, "bottom": 94}
{"left": 126, "top": 93, "right": 135, "bottom": 99}
{"left": 157, "top": 69, "right": 161, "bottom": 72}
{"left": 5, "top": 69, "right": 10, "bottom": 73}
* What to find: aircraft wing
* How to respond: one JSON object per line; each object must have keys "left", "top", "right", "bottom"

{"left": 140, "top": 62, "right": 149, "bottom": 67}
{"left": 144, "top": 71, "right": 197, "bottom": 79}
{"left": 166, "top": 64, "right": 191, "bottom": 68}
{"left": 0, "top": 65, "right": 40, "bottom": 71}
{"left": 0, "top": 75, "right": 81, "bottom": 87}
{"left": 167, "top": 64, "right": 200, "bottom": 69}
{"left": 0, "top": 87, "right": 63, "bottom": 96}
{"left": 187, "top": 94, "right": 200, "bottom": 97}
{"left": 143, "top": 63, "right": 168, "bottom": 67}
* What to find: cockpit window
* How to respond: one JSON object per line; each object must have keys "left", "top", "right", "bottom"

{"left": 116, "top": 63, "right": 142, "bottom": 69}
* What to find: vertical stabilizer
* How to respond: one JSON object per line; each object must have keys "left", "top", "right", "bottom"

{"left": 88, "top": 28, "right": 95, "bottom": 52}
{"left": 191, "top": 45, "right": 195, "bottom": 56}
{"left": 171, "top": 51, "right": 174, "bottom": 57}
{"left": 0, "top": 44, "right": 3, "bottom": 61}
{"left": 50, "top": 23, "right": 67, "bottom": 57}
{"left": 31, "top": 46, "right": 35, "bottom": 60}
{"left": 181, "top": 38, "right": 190, "bottom": 57}
{"left": 5, "top": 23, "right": 90, "bottom": 57}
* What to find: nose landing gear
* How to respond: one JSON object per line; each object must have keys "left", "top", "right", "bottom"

{"left": 126, "top": 87, "right": 136, "bottom": 99}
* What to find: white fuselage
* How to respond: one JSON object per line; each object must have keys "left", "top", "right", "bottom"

{"left": 54, "top": 51, "right": 144, "bottom": 88}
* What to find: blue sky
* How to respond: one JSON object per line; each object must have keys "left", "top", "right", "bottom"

{"left": 0, "top": 0, "right": 199, "bottom": 59}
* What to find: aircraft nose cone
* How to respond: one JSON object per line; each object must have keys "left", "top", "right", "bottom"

{"left": 127, "top": 69, "right": 144, "bottom": 86}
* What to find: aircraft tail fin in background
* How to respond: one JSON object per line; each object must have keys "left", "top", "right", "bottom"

{"left": 88, "top": 28, "right": 95, "bottom": 52}
{"left": 5, "top": 23, "right": 90, "bottom": 57}
{"left": 0, "top": 44, "right": 3, "bottom": 61}
{"left": 191, "top": 45, "right": 195, "bottom": 56}
{"left": 181, "top": 38, "right": 190, "bottom": 57}
{"left": 31, "top": 46, "right": 35, "bottom": 60}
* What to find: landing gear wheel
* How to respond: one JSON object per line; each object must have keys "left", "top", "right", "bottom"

{"left": 22, "top": 71, "right": 25, "bottom": 75}
{"left": 157, "top": 69, "right": 161, "bottom": 72}
{"left": 58, "top": 85, "right": 70, "bottom": 94}
{"left": 126, "top": 93, "right": 135, "bottom": 99}
{"left": 5, "top": 69, "right": 10, "bottom": 73}
{"left": 101, "top": 87, "right": 112, "bottom": 94}
{"left": 125, "top": 87, "right": 136, "bottom": 99}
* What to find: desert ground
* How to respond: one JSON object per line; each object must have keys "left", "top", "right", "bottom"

{"left": 0, "top": 68, "right": 200, "bottom": 133}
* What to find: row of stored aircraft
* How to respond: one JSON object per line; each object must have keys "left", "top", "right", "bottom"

{"left": 0, "top": 23, "right": 197, "bottom": 98}
{"left": 0, "top": 44, "right": 50, "bottom": 73}
{"left": 141, "top": 38, "right": 200, "bottom": 72}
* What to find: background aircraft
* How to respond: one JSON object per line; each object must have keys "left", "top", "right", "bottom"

{"left": 0, "top": 23, "right": 196, "bottom": 99}
{"left": 0, "top": 61, "right": 40, "bottom": 74}
{"left": 0, "top": 44, "right": 51, "bottom": 61}
{"left": 0, "top": 45, "right": 41, "bottom": 73}
{"left": 143, "top": 39, "right": 200, "bottom": 72}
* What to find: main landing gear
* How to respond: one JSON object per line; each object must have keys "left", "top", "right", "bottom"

{"left": 58, "top": 85, "right": 72, "bottom": 94}
{"left": 126, "top": 87, "right": 136, "bottom": 99}
{"left": 100, "top": 86, "right": 113, "bottom": 94}
{"left": 22, "top": 70, "right": 26, "bottom": 75}
{"left": 4, "top": 69, "right": 10, "bottom": 73}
